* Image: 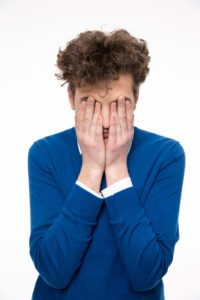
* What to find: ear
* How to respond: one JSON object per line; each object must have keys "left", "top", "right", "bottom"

{"left": 68, "top": 86, "right": 75, "bottom": 110}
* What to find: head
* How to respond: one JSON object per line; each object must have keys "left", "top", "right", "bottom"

{"left": 55, "top": 28, "right": 151, "bottom": 130}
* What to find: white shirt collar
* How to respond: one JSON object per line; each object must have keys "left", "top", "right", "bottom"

{"left": 77, "top": 142, "right": 82, "bottom": 154}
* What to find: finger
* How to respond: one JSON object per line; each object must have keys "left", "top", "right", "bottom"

{"left": 83, "top": 96, "right": 95, "bottom": 130}
{"left": 96, "top": 114, "right": 103, "bottom": 141}
{"left": 75, "top": 100, "right": 86, "bottom": 129}
{"left": 117, "top": 96, "right": 128, "bottom": 136}
{"left": 125, "top": 99, "right": 134, "bottom": 133}
{"left": 108, "top": 102, "right": 117, "bottom": 144}
{"left": 90, "top": 101, "right": 103, "bottom": 140}
{"left": 114, "top": 102, "right": 122, "bottom": 142}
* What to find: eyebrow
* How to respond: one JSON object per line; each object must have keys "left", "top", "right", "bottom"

{"left": 79, "top": 96, "right": 131, "bottom": 103}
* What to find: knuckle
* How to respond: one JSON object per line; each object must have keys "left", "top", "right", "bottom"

{"left": 120, "top": 115, "right": 126, "bottom": 121}
{"left": 90, "top": 122, "right": 96, "bottom": 128}
{"left": 84, "top": 115, "right": 90, "bottom": 121}
{"left": 128, "top": 114, "right": 134, "bottom": 121}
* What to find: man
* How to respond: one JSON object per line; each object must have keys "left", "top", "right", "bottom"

{"left": 27, "top": 29, "right": 185, "bottom": 300}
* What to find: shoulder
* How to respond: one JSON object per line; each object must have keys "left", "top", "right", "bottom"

{"left": 27, "top": 127, "right": 75, "bottom": 161}
{"left": 133, "top": 126, "right": 185, "bottom": 164}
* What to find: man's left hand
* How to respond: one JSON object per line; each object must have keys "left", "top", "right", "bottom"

{"left": 105, "top": 96, "right": 134, "bottom": 170}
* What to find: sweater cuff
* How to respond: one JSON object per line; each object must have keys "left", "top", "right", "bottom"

{"left": 104, "top": 186, "right": 142, "bottom": 221}
{"left": 75, "top": 181, "right": 103, "bottom": 199}
{"left": 63, "top": 183, "right": 104, "bottom": 223}
{"left": 101, "top": 177, "right": 133, "bottom": 198}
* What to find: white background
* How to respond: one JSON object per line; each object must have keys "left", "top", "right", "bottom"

{"left": 0, "top": 0, "right": 199, "bottom": 299}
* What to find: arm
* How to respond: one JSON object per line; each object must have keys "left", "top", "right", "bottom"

{"left": 104, "top": 142, "right": 186, "bottom": 291}
{"left": 28, "top": 141, "right": 103, "bottom": 290}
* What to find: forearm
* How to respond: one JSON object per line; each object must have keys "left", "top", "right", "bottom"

{"left": 30, "top": 184, "right": 103, "bottom": 289}
{"left": 104, "top": 186, "right": 176, "bottom": 291}
{"left": 105, "top": 163, "right": 129, "bottom": 186}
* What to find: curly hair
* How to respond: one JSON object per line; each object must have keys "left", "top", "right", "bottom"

{"left": 54, "top": 28, "right": 151, "bottom": 98}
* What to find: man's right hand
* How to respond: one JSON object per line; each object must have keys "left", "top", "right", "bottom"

{"left": 75, "top": 96, "right": 105, "bottom": 174}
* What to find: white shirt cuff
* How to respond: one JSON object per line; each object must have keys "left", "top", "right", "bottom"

{"left": 101, "top": 177, "right": 133, "bottom": 198}
{"left": 75, "top": 181, "right": 103, "bottom": 199}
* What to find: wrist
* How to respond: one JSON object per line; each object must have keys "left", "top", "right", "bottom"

{"left": 78, "top": 164, "right": 103, "bottom": 194}
{"left": 81, "top": 163, "right": 104, "bottom": 176}
{"left": 105, "top": 163, "right": 129, "bottom": 186}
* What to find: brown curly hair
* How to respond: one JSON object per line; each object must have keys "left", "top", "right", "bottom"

{"left": 54, "top": 28, "right": 151, "bottom": 98}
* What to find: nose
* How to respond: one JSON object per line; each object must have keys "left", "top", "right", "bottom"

{"left": 101, "top": 104, "right": 110, "bottom": 130}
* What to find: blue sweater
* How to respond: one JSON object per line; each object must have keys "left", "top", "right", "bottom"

{"left": 27, "top": 126, "right": 185, "bottom": 300}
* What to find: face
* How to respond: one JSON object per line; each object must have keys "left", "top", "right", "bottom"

{"left": 68, "top": 73, "right": 138, "bottom": 141}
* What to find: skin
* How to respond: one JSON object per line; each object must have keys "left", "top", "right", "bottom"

{"left": 67, "top": 73, "right": 139, "bottom": 192}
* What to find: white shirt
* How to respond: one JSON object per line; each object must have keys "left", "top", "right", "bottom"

{"left": 75, "top": 141, "right": 133, "bottom": 198}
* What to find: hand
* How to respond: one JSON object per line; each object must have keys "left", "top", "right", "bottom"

{"left": 105, "top": 96, "right": 134, "bottom": 169}
{"left": 75, "top": 96, "right": 105, "bottom": 173}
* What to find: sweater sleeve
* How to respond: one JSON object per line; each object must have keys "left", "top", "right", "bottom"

{"left": 104, "top": 141, "right": 186, "bottom": 292}
{"left": 75, "top": 180, "right": 104, "bottom": 198}
{"left": 27, "top": 141, "right": 103, "bottom": 290}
